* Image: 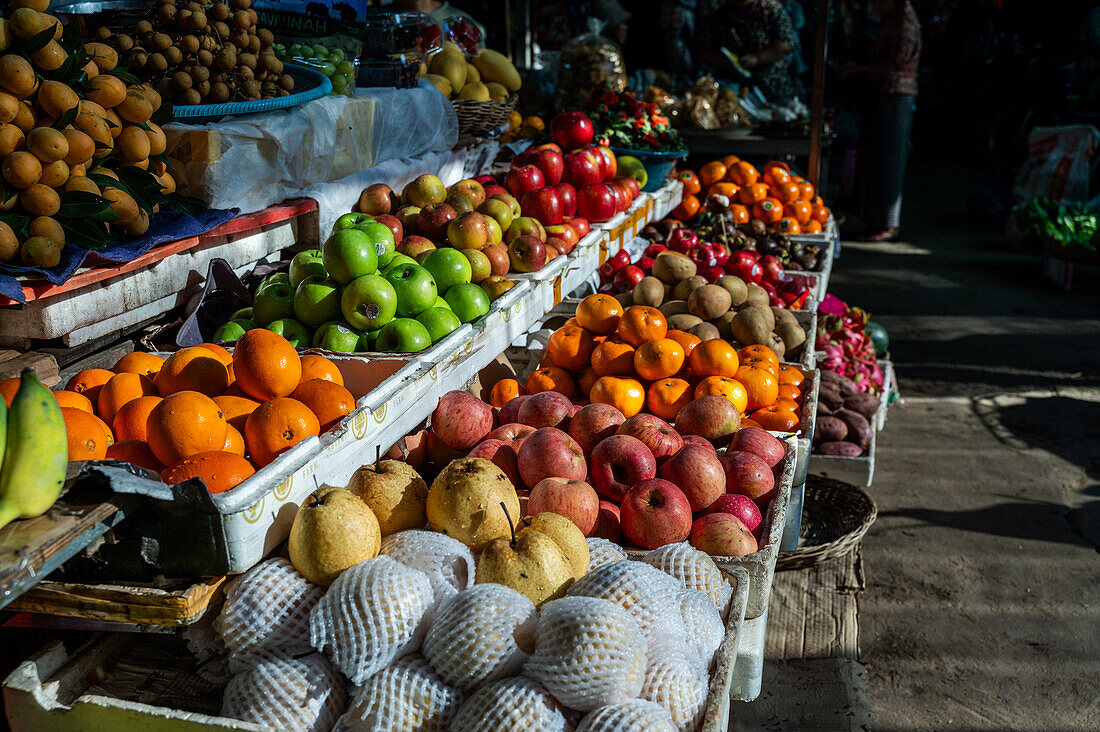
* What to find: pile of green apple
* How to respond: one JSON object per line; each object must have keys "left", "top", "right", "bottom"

{"left": 272, "top": 42, "right": 356, "bottom": 96}
{"left": 215, "top": 215, "right": 506, "bottom": 353}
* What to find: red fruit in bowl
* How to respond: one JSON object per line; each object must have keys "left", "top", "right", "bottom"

{"left": 519, "top": 390, "right": 574, "bottom": 430}
{"left": 690, "top": 513, "right": 758, "bottom": 556}
{"left": 505, "top": 165, "right": 545, "bottom": 198}
{"left": 556, "top": 183, "right": 577, "bottom": 217}
{"left": 563, "top": 150, "right": 603, "bottom": 188}
{"left": 726, "top": 257, "right": 763, "bottom": 284}
{"left": 474, "top": 174, "right": 495, "bottom": 186}
{"left": 608, "top": 182, "right": 629, "bottom": 213}
{"left": 617, "top": 175, "right": 640, "bottom": 199}
{"left": 644, "top": 243, "right": 668, "bottom": 259}
{"left": 589, "top": 433, "right": 656, "bottom": 501}
{"left": 687, "top": 244, "right": 714, "bottom": 268}
{"left": 483, "top": 183, "right": 509, "bottom": 199}
{"left": 616, "top": 413, "right": 682, "bottom": 463}
{"left": 488, "top": 422, "right": 537, "bottom": 451}
{"left": 759, "top": 254, "right": 784, "bottom": 284}
{"left": 569, "top": 217, "right": 591, "bottom": 237}
{"left": 569, "top": 402, "right": 626, "bottom": 456}
{"left": 498, "top": 395, "right": 530, "bottom": 425}
{"left": 613, "top": 265, "right": 645, "bottom": 292}
{"left": 659, "top": 442, "right": 726, "bottom": 512}
{"left": 517, "top": 427, "right": 587, "bottom": 487}
{"left": 550, "top": 111, "right": 595, "bottom": 151}
{"left": 598, "top": 262, "right": 616, "bottom": 283}
{"left": 594, "top": 145, "right": 617, "bottom": 179}
{"left": 711, "top": 245, "right": 729, "bottom": 266}
{"left": 508, "top": 235, "right": 548, "bottom": 273}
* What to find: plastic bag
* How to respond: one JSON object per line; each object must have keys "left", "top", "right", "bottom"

{"left": 556, "top": 27, "right": 626, "bottom": 109}
{"left": 1013, "top": 125, "right": 1100, "bottom": 203}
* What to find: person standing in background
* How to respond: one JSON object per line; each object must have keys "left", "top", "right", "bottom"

{"left": 699, "top": 0, "right": 799, "bottom": 105}
{"left": 841, "top": 0, "right": 921, "bottom": 241}
{"left": 660, "top": 0, "right": 697, "bottom": 88}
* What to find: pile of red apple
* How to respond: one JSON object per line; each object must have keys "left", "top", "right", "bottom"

{"left": 601, "top": 217, "right": 813, "bottom": 308}
{"left": 415, "top": 389, "right": 788, "bottom": 559}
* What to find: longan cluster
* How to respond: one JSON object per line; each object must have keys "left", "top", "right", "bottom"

{"left": 96, "top": 0, "right": 294, "bottom": 106}
{"left": 0, "top": 0, "right": 174, "bottom": 269}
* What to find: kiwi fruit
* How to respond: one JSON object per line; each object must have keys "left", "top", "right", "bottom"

{"left": 632, "top": 276, "right": 664, "bottom": 307}
{"left": 652, "top": 251, "right": 697, "bottom": 284}
{"left": 768, "top": 332, "right": 786, "bottom": 360}
{"left": 740, "top": 300, "right": 775, "bottom": 330}
{"left": 715, "top": 275, "right": 748, "bottom": 307}
{"left": 688, "top": 284, "right": 733, "bottom": 320}
{"left": 20, "top": 236, "right": 61, "bottom": 267}
{"left": 771, "top": 306, "right": 797, "bottom": 327}
{"left": 39, "top": 159, "right": 68, "bottom": 188}
{"left": 19, "top": 183, "right": 60, "bottom": 216}
{"left": 0, "top": 221, "right": 17, "bottom": 262}
{"left": 743, "top": 283, "right": 770, "bottom": 310}
{"left": 2, "top": 150, "right": 40, "bottom": 188}
{"left": 713, "top": 310, "right": 737, "bottom": 339}
{"left": 729, "top": 308, "right": 772, "bottom": 346}
{"left": 776, "top": 321, "right": 806, "bottom": 357}
{"left": 659, "top": 299, "right": 689, "bottom": 318}
{"left": 690, "top": 322, "right": 720, "bottom": 340}
{"left": 667, "top": 313, "right": 703, "bottom": 332}
{"left": 672, "top": 275, "right": 706, "bottom": 302}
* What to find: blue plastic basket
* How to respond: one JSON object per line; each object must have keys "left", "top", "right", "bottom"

{"left": 171, "top": 64, "right": 333, "bottom": 123}
{"left": 610, "top": 146, "right": 686, "bottom": 191}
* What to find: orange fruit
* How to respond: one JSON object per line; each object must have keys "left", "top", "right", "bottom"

{"left": 156, "top": 347, "right": 230, "bottom": 397}
{"left": 776, "top": 364, "right": 804, "bottom": 386}
{"left": 61, "top": 406, "right": 113, "bottom": 461}
{"left": 726, "top": 160, "right": 759, "bottom": 186}
{"left": 721, "top": 154, "right": 741, "bottom": 167}
{"left": 589, "top": 376, "right": 645, "bottom": 418}
{"left": 734, "top": 366, "right": 779, "bottom": 411}
{"left": 741, "top": 418, "right": 764, "bottom": 429}
{"left": 617, "top": 306, "right": 667, "bottom": 347}
{"left": 677, "top": 169, "right": 701, "bottom": 197}
{"left": 66, "top": 368, "right": 115, "bottom": 405}
{"left": 738, "top": 345, "right": 779, "bottom": 374}
{"left": 803, "top": 219, "right": 823, "bottom": 234}
{"left": 106, "top": 439, "right": 166, "bottom": 473}
{"left": 0, "top": 377, "right": 19, "bottom": 406}
{"left": 577, "top": 366, "right": 600, "bottom": 398}
{"left": 546, "top": 325, "right": 596, "bottom": 371}
{"left": 646, "top": 378, "right": 693, "bottom": 421}
{"left": 811, "top": 204, "right": 830, "bottom": 224}
{"left": 575, "top": 294, "right": 623, "bottom": 336}
{"left": 738, "top": 182, "right": 770, "bottom": 205}
{"left": 750, "top": 405, "right": 800, "bottom": 432}
{"left": 665, "top": 330, "right": 701, "bottom": 358}
{"left": 112, "top": 395, "right": 162, "bottom": 442}
{"left": 196, "top": 342, "right": 235, "bottom": 381}
{"left": 112, "top": 351, "right": 164, "bottom": 378}
{"left": 161, "top": 451, "right": 256, "bottom": 494}
{"left": 774, "top": 182, "right": 801, "bottom": 204}
{"left": 699, "top": 160, "right": 727, "bottom": 188}
{"left": 694, "top": 376, "right": 748, "bottom": 413}
{"left": 591, "top": 340, "right": 636, "bottom": 377}
{"left": 563, "top": 317, "right": 580, "bottom": 327}
{"left": 223, "top": 424, "right": 246, "bottom": 456}
{"left": 752, "top": 198, "right": 783, "bottom": 224}
{"left": 298, "top": 354, "right": 344, "bottom": 387}
{"left": 488, "top": 378, "right": 524, "bottom": 408}
{"left": 633, "top": 338, "right": 685, "bottom": 381}
{"left": 669, "top": 194, "right": 700, "bottom": 222}
{"left": 222, "top": 381, "right": 250, "bottom": 398}
{"left": 795, "top": 178, "right": 815, "bottom": 201}
{"left": 707, "top": 181, "right": 739, "bottom": 199}
{"left": 728, "top": 204, "right": 750, "bottom": 224}
{"left": 291, "top": 378, "right": 356, "bottom": 432}
{"left": 146, "top": 391, "right": 228, "bottom": 467}
{"left": 775, "top": 396, "right": 800, "bottom": 413}
{"left": 525, "top": 366, "right": 575, "bottom": 398}
{"left": 775, "top": 217, "right": 801, "bottom": 234}
{"left": 688, "top": 339, "right": 739, "bottom": 378}
{"left": 97, "top": 371, "right": 158, "bottom": 424}
{"left": 233, "top": 329, "right": 302, "bottom": 401}
{"left": 213, "top": 394, "right": 261, "bottom": 432}
{"left": 778, "top": 383, "right": 803, "bottom": 405}
{"left": 788, "top": 200, "right": 812, "bottom": 225}
{"left": 53, "top": 389, "right": 94, "bottom": 413}
{"left": 244, "top": 397, "right": 320, "bottom": 468}
{"left": 762, "top": 162, "right": 791, "bottom": 187}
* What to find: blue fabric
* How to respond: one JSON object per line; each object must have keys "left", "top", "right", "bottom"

{"left": 0, "top": 207, "right": 239, "bottom": 304}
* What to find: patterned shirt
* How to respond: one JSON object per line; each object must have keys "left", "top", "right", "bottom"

{"left": 871, "top": 2, "right": 921, "bottom": 96}
{"left": 700, "top": 0, "right": 799, "bottom": 104}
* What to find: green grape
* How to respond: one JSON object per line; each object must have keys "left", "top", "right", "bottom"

{"left": 332, "top": 73, "right": 350, "bottom": 93}
{"left": 312, "top": 44, "right": 329, "bottom": 58}
{"left": 330, "top": 49, "right": 345, "bottom": 62}
{"left": 321, "top": 62, "right": 337, "bottom": 77}
{"left": 290, "top": 43, "right": 307, "bottom": 57}
{"left": 336, "top": 60, "right": 354, "bottom": 75}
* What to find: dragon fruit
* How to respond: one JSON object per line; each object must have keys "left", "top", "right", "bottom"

{"left": 815, "top": 297, "right": 885, "bottom": 394}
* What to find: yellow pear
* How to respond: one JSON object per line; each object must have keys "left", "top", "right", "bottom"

{"left": 485, "top": 82, "right": 509, "bottom": 101}
{"left": 519, "top": 512, "right": 590, "bottom": 579}
{"left": 347, "top": 460, "right": 429, "bottom": 536}
{"left": 426, "top": 457, "right": 519, "bottom": 551}
{"left": 428, "top": 50, "right": 466, "bottom": 94}
{"left": 476, "top": 527, "right": 574, "bottom": 607}
{"left": 288, "top": 486, "right": 380, "bottom": 586}
{"left": 422, "top": 73, "right": 452, "bottom": 97}
{"left": 457, "top": 81, "right": 489, "bottom": 101}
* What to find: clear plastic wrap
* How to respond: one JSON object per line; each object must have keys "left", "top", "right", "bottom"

{"left": 379, "top": 529, "right": 475, "bottom": 608}
{"left": 335, "top": 654, "right": 461, "bottom": 732}
{"left": 221, "top": 652, "right": 346, "bottom": 732}
{"left": 576, "top": 700, "right": 678, "bottom": 732}
{"left": 450, "top": 677, "right": 570, "bottom": 732}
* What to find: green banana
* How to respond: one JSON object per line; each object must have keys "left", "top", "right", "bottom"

{"left": 0, "top": 370, "right": 68, "bottom": 528}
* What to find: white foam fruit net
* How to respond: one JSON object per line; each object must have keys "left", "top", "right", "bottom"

{"left": 215, "top": 557, "right": 325, "bottom": 673}
{"left": 422, "top": 583, "right": 537, "bottom": 690}
{"left": 310, "top": 556, "right": 434, "bottom": 684}
{"left": 449, "top": 676, "right": 569, "bottom": 732}
{"left": 586, "top": 537, "right": 628, "bottom": 571}
{"left": 576, "top": 700, "right": 678, "bottom": 732}
{"left": 566, "top": 560, "right": 688, "bottom": 654}
{"left": 334, "top": 654, "right": 461, "bottom": 732}
{"left": 524, "top": 596, "right": 648, "bottom": 712}
{"left": 379, "top": 529, "right": 475, "bottom": 607}
{"left": 221, "top": 652, "right": 346, "bottom": 732}
{"left": 640, "top": 646, "right": 708, "bottom": 732}
{"left": 641, "top": 542, "right": 733, "bottom": 617}
{"left": 679, "top": 589, "right": 725, "bottom": 673}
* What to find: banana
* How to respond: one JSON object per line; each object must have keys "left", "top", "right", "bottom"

{"left": 0, "top": 370, "right": 68, "bottom": 528}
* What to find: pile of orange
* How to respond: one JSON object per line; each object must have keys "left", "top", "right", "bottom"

{"left": 499, "top": 294, "right": 806, "bottom": 431}
{"left": 1, "top": 331, "right": 356, "bottom": 495}
{"left": 674, "top": 157, "right": 831, "bottom": 235}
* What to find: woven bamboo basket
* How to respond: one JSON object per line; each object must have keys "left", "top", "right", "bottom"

{"left": 775, "top": 476, "right": 877, "bottom": 571}
{"left": 452, "top": 94, "right": 518, "bottom": 136}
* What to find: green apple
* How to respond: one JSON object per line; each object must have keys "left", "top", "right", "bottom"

{"left": 617, "top": 155, "right": 649, "bottom": 188}
{"left": 383, "top": 262, "right": 437, "bottom": 317}
{"left": 357, "top": 329, "right": 379, "bottom": 352}
{"left": 332, "top": 212, "right": 372, "bottom": 232}
{"left": 266, "top": 318, "right": 311, "bottom": 348}
{"left": 293, "top": 275, "right": 342, "bottom": 328}
{"left": 258, "top": 272, "right": 291, "bottom": 292}
{"left": 444, "top": 282, "right": 491, "bottom": 323}
{"left": 484, "top": 215, "right": 503, "bottom": 245}
{"left": 422, "top": 248, "right": 472, "bottom": 294}
{"left": 478, "top": 197, "right": 514, "bottom": 230}
{"left": 214, "top": 319, "right": 257, "bottom": 342}
{"left": 253, "top": 282, "right": 296, "bottom": 325}
{"left": 230, "top": 307, "right": 254, "bottom": 321}
{"left": 322, "top": 228, "right": 377, "bottom": 284}
{"left": 433, "top": 296, "right": 451, "bottom": 310}
{"left": 313, "top": 321, "right": 362, "bottom": 352}
{"left": 459, "top": 248, "right": 491, "bottom": 283}
{"left": 416, "top": 306, "right": 461, "bottom": 343}
{"left": 341, "top": 273, "right": 398, "bottom": 331}
{"left": 289, "top": 249, "right": 328, "bottom": 287}
{"left": 354, "top": 219, "right": 397, "bottom": 269}
{"left": 382, "top": 252, "right": 417, "bottom": 276}
{"left": 375, "top": 317, "right": 432, "bottom": 353}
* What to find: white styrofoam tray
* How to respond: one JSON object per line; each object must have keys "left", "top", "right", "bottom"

{"left": 783, "top": 236, "right": 834, "bottom": 303}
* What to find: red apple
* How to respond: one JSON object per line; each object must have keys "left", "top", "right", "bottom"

{"left": 488, "top": 422, "right": 537, "bottom": 451}
{"left": 531, "top": 148, "right": 564, "bottom": 186}
{"left": 518, "top": 391, "right": 573, "bottom": 430}
{"left": 563, "top": 150, "right": 603, "bottom": 189}
{"left": 607, "top": 249, "right": 631, "bottom": 270}
{"left": 759, "top": 254, "right": 784, "bottom": 285}
{"left": 359, "top": 183, "right": 398, "bottom": 215}
{"left": 612, "top": 264, "right": 645, "bottom": 292}
{"left": 720, "top": 450, "right": 776, "bottom": 505}
{"left": 417, "top": 202, "right": 457, "bottom": 242}
{"left": 607, "top": 182, "right": 629, "bottom": 213}
{"left": 569, "top": 402, "right": 626, "bottom": 456}
{"left": 568, "top": 217, "right": 591, "bottom": 237}
{"left": 431, "top": 390, "right": 493, "bottom": 451}
{"left": 706, "top": 493, "right": 763, "bottom": 538}
{"left": 667, "top": 227, "right": 698, "bottom": 254}
{"left": 616, "top": 413, "right": 682, "bottom": 463}
{"left": 474, "top": 174, "right": 496, "bottom": 186}
{"left": 397, "top": 234, "right": 435, "bottom": 258}
{"left": 637, "top": 256, "right": 655, "bottom": 272}
{"left": 374, "top": 213, "right": 403, "bottom": 244}
{"left": 675, "top": 396, "right": 741, "bottom": 444}
{"left": 467, "top": 438, "right": 522, "bottom": 487}
{"left": 699, "top": 265, "right": 725, "bottom": 282}
{"left": 483, "top": 183, "right": 509, "bottom": 200}
{"left": 616, "top": 175, "right": 639, "bottom": 199}
{"left": 593, "top": 499, "right": 622, "bottom": 542}
{"left": 426, "top": 430, "right": 466, "bottom": 465}
{"left": 520, "top": 187, "right": 564, "bottom": 226}
{"left": 659, "top": 443, "right": 726, "bottom": 511}
{"left": 644, "top": 243, "right": 668, "bottom": 259}
{"left": 545, "top": 223, "right": 579, "bottom": 253}
{"left": 577, "top": 184, "right": 616, "bottom": 223}
{"left": 505, "top": 216, "right": 546, "bottom": 243}
{"left": 690, "top": 513, "right": 758, "bottom": 556}
{"left": 621, "top": 478, "right": 693, "bottom": 549}
{"left": 595, "top": 146, "right": 617, "bottom": 179}
{"left": 517, "top": 427, "right": 587, "bottom": 486}
{"left": 481, "top": 243, "right": 510, "bottom": 277}
{"left": 729, "top": 427, "right": 786, "bottom": 468}
{"left": 528, "top": 477, "right": 600, "bottom": 535}
{"left": 681, "top": 434, "right": 717, "bottom": 452}
{"left": 550, "top": 110, "right": 594, "bottom": 151}
{"left": 556, "top": 183, "right": 577, "bottom": 217}
{"left": 589, "top": 434, "right": 656, "bottom": 501}
{"left": 498, "top": 395, "right": 530, "bottom": 425}
{"left": 505, "top": 165, "right": 545, "bottom": 198}
{"left": 711, "top": 245, "right": 729, "bottom": 267}
{"left": 508, "top": 235, "right": 548, "bottom": 273}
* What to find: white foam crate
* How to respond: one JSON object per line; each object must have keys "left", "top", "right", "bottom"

{"left": 784, "top": 236, "right": 834, "bottom": 302}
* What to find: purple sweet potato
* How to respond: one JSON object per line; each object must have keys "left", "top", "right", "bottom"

{"left": 814, "top": 416, "right": 848, "bottom": 444}
{"left": 817, "top": 401, "right": 833, "bottom": 417}
{"left": 818, "top": 388, "right": 844, "bottom": 412}
{"left": 843, "top": 393, "right": 880, "bottom": 420}
{"left": 817, "top": 441, "right": 864, "bottom": 457}
{"left": 835, "top": 408, "right": 872, "bottom": 449}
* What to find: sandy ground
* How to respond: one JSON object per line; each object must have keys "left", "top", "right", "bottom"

{"left": 830, "top": 157, "right": 1100, "bottom": 730}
